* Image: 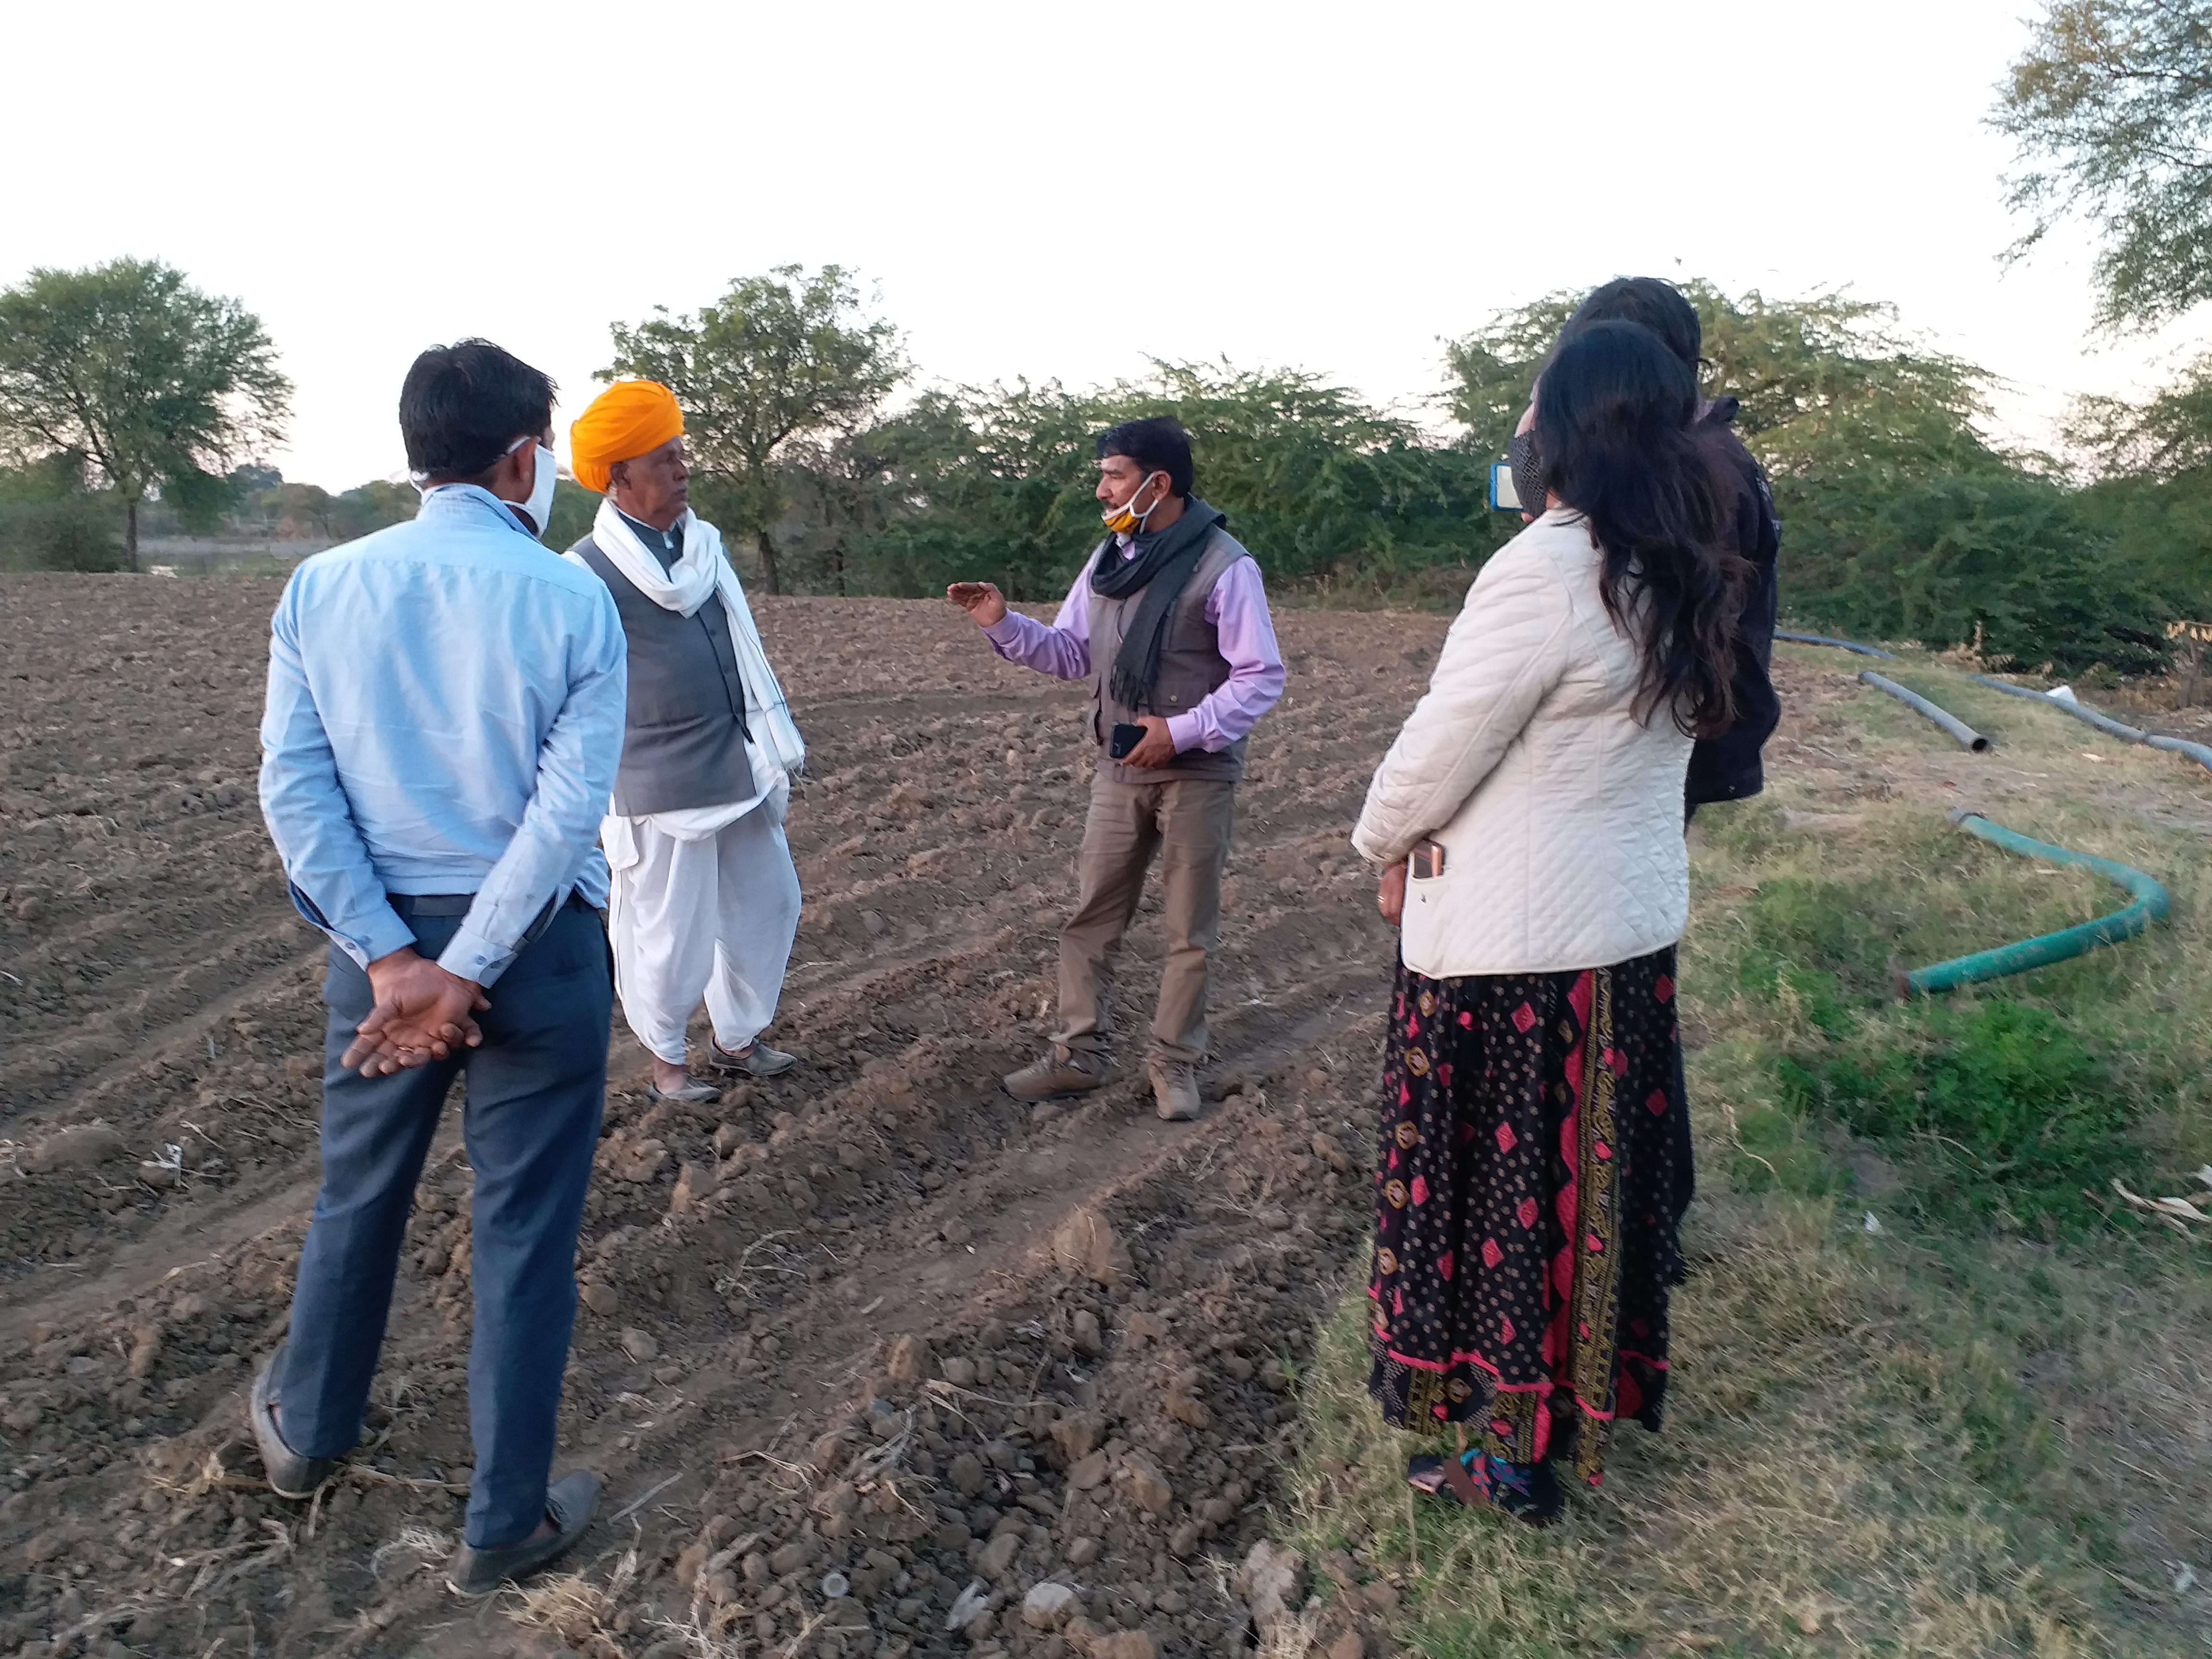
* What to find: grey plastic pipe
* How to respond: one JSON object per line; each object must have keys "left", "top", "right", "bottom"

{"left": 1859, "top": 670, "right": 1993, "bottom": 751}
{"left": 1972, "top": 674, "right": 2212, "bottom": 777}
{"left": 1971, "top": 674, "right": 2145, "bottom": 739}
{"left": 1776, "top": 630, "right": 1895, "bottom": 659}
{"left": 2144, "top": 733, "right": 2212, "bottom": 772}
{"left": 1775, "top": 634, "right": 2212, "bottom": 777}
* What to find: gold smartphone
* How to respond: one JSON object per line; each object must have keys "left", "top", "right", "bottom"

{"left": 1409, "top": 840, "right": 1447, "bottom": 879}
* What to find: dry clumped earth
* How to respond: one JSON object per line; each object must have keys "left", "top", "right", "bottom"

{"left": 0, "top": 576, "right": 1440, "bottom": 1659}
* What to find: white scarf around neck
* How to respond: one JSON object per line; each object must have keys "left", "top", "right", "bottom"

{"left": 587, "top": 498, "right": 723, "bottom": 615}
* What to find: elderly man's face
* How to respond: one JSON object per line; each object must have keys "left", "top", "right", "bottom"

{"left": 612, "top": 436, "right": 690, "bottom": 530}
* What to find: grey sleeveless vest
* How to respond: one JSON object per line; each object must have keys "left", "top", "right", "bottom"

{"left": 1087, "top": 526, "right": 1250, "bottom": 785}
{"left": 573, "top": 535, "right": 753, "bottom": 817}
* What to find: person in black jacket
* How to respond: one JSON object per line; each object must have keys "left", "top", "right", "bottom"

{"left": 1499, "top": 278, "right": 1782, "bottom": 1236}
{"left": 1516, "top": 277, "right": 1782, "bottom": 815}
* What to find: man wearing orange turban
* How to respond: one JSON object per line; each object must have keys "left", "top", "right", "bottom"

{"left": 562, "top": 382, "right": 807, "bottom": 1104}
{"left": 567, "top": 379, "right": 685, "bottom": 495}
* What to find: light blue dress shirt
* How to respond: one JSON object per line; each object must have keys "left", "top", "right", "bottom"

{"left": 259, "top": 484, "right": 627, "bottom": 987}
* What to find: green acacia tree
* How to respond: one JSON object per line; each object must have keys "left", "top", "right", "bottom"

{"left": 602, "top": 264, "right": 905, "bottom": 593}
{"left": 2066, "top": 349, "right": 2212, "bottom": 477}
{"left": 1444, "top": 281, "right": 1989, "bottom": 459}
{"left": 0, "top": 258, "right": 290, "bottom": 570}
{"left": 1100, "top": 362, "right": 1490, "bottom": 586}
{"left": 1996, "top": 0, "right": 2212, "bottom": 331}
{"left": 1442, "top": 297, "right": 1578, "bottom": 464}
{"left": 2061, "top": 353, "right": 2212, "bottom": 615}
{"left": 847, "top": 380, "right": 1117, "bottom": 599}
{"left": 1443, "top": 279, "right": 2170, "bottom": 669}
{"left": 827, "top": 362, "right": 1491, "bottom": 601}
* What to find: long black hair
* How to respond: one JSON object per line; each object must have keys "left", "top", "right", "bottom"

{"left": 1533, "top": 321, "right": 1748, "bottom": 735}
{"left": 1564, "top": 276, "right": 1704, "bottom": 373}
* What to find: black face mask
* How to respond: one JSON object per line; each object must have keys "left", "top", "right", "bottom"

{"left": 1508, "top": 427, "right": 1547, "bottom": 517}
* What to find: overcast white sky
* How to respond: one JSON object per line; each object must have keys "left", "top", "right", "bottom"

{"left": 5, "top": 0, "right": 2203, "bottom": 489}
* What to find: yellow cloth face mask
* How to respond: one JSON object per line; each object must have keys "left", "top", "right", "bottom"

{"left": 1100, "top": 470, "right": 1164, "bottom": 536}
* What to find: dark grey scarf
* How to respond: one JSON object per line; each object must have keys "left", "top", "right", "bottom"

{"left": 1089, "top": 497, "right": 1226, "bottom": 712}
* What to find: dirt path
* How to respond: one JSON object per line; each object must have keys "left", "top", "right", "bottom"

{"left": 0, "top": 580, "right": 1431, "bottom": 1659}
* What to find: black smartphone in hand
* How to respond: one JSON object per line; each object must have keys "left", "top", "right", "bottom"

{"left": 1109, "top": 722, "right": 1144, "bottom": 759}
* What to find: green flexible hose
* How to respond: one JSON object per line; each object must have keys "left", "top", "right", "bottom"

{"left": 1765, "top": 633, "right": 2176, "bottom": 992}
{"left": 1901, "top": 811, "right": 2171, "bottom": 995}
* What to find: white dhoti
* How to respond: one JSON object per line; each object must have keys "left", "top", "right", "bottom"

{"left": 565, "top": 498, "right": 809, "bottom": 1068}
{"left": 605, "top": 801, "right": 801, "bottom": 1066}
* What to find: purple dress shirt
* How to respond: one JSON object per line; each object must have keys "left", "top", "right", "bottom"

{"left": 982, "top": 535, "right": 1286, "bottom": 754}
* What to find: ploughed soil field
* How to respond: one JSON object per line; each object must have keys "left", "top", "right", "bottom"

{"left": 26, "top": 578, "right": 2195, "bottom": 1659}
{"left": 0, "top": 576, "right": 1440, "bottom": 1659}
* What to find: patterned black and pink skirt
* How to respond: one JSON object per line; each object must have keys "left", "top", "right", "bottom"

{"left": 1366, "top": 948, "right": 1693, "bottom": 1491}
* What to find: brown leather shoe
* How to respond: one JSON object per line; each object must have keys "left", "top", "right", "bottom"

{"left": 1149, "top": 1059, "right": 1202, "bottom": 1122}
{"left": 1002, "top": 1046, "right": 1109, "bottom": 1101}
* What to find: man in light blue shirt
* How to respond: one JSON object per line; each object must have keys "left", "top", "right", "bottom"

{"left": 252, "top": 339, "right": 625, "bottom": 1596}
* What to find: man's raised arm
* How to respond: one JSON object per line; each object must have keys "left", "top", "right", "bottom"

{"left": 948, "top": 557, "right": 1097, "bottom": 682}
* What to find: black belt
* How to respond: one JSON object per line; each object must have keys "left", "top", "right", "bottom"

{"left": 387, "top": 892, "right": 596, "bottom": 954}
{"left": 387, "top": 892, "right": 476, "bottom": 917}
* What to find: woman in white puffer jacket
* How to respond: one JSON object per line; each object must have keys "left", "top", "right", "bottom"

{"left": 1350, "top": 321, "right": 1749, "bottom": 1526}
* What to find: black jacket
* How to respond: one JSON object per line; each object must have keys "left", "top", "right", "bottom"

{"left": 1686, "top": 397, "right": 1782, "bottom": 808}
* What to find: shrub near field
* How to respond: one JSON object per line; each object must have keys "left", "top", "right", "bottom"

{"left": 1280, "top": 646, "right": 2212, "bottom": 1658}
{"left": 0, "top": 454, "right": 124, "bottom": 573}
{"left": 8, "top": 264, "right": 2209, "bottom": 670}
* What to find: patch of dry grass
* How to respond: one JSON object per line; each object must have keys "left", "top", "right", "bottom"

{"left": 501, "top": 1541, "right": 638, "bottom": 1656}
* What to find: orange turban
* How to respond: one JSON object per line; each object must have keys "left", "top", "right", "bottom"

{"left": 569, "top": 380, "right": 685, "bottom": 493}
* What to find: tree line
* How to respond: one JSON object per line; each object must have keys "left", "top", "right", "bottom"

{"left": 3, "top": 257, "right": 2209, "bottom": 674}
{"left": 6, "top": 0, "right": 2212, "bottom": 675}
{"left": 590, "top": 264, "right": 2212, "bottom": 677}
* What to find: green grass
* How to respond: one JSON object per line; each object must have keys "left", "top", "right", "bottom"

{"left": 1775, "top": 998, "right": 2126, "bottom": 1233}
{"left": 1276, "top": 651, "right": 2212, "bottom": 1656}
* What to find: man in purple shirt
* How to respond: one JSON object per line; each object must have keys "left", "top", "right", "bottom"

{"left": 949, "top": 416, "right": 1285, "bottom": 1120}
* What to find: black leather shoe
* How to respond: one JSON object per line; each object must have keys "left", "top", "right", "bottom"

{"left": 445, "top": 1470, "right": 601, "bottom": 1597}
{"left": 249, "top": 1344, "right": 346, "bottom": 1500}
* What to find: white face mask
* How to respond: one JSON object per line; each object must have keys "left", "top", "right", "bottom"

{"left": 514, "top": 443, "right": 557, "bottom": 538}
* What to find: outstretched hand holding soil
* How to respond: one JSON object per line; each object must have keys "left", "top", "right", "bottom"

{"left": 947, "top": 581, "right": 1008, "bottom": 628}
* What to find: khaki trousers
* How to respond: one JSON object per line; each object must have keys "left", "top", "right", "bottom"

{"left": 1055, "top": 774, "right": 1237, "bottom": 1067}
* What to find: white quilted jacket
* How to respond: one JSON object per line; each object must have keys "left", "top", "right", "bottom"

{"left": 1352, "top": 510, "right": 1692, "bottom": 978}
